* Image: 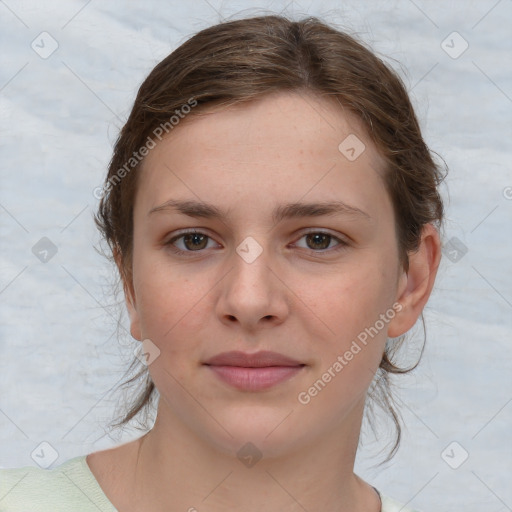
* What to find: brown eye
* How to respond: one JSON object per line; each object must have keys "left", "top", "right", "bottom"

{"left": 294, "top": 231, "right": 347, "bottom": 253}
{"left": 305, "top": 233, "right": 332, "bottom": 250}
{"left": 181, "top": 233, "right": 209, "bottom": 251}
{"left": 166, "top": 231, "right": 217, "bottom": 254}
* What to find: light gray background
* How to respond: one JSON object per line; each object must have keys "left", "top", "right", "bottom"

{"left": 1, "top": 1, "right": 511, "bottom": 511}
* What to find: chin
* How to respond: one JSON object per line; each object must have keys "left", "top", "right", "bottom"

{"left": 201, "top": 408, "right": 306, "bottom": 460}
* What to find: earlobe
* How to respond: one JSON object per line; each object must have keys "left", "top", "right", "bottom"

{"left": 387, "top": 224, "right": 441, "bottom": 338}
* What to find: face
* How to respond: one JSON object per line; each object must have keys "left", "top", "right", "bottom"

{"left": 124, "top": 91, "right": 410, "bottom": 458}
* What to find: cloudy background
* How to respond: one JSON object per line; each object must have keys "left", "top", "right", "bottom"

{"left": 1, "top": 1, "right": 511, "bottom": 511}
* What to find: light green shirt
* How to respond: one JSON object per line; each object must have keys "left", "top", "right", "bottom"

{"left": 0, "top": 456, "right": 422, "bottom": 511}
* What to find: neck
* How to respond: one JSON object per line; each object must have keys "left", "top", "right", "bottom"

{"left": 116, "top": 397, "right": 380, "bottom": 512}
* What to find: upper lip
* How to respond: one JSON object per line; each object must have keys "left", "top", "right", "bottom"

{"left": 203, "top": 350, "right": 304, "bottom": 367}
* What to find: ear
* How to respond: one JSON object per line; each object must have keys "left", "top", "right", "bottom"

{"left": 388, "top": 224, "right": 442, "bottom": 338}
{"left": 113, "top": 246, "right": 142, "bottom": 341}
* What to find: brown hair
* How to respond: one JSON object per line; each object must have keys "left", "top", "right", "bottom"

{"left": 95, "top": 14, "right": 445, "bottom": 463}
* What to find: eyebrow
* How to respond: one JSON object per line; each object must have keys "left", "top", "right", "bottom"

{"left": 148, "top": 199, "right": 372, "bottom": 224}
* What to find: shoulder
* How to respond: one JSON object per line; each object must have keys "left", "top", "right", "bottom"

{"left": 380, "top": 492, "right": 424, "bottom": 512}
{"left": 0, "top": 456, "right": 117, "bottom": 512}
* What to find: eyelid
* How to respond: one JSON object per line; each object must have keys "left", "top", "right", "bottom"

{"left": 295, "top": 227, "right": 349, "bottom": 244}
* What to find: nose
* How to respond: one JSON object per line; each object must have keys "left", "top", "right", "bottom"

{"left": 216, "top": 238, "right": 289, "bottom": 332}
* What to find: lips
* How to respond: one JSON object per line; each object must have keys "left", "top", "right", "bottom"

{"left": 203, "top": 351, "right": 305, "bottom": 391}
{"left": 203, "top": 350, "right": 304, "bottom": 368}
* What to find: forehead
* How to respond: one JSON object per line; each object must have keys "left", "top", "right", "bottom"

{"left": 135, "top": 91, "right": 390, "bottom": 222}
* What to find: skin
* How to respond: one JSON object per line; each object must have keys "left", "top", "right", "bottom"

{"left": 87, "top": 90, "right": 441, "bottom": 512}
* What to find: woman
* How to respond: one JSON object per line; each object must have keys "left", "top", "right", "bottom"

{"left": 0, "top": 14, "right": 444, "bottom": 512}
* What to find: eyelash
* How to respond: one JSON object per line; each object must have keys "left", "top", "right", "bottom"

{"left": 164, "top": 229, "right": 349, "bottom": 257}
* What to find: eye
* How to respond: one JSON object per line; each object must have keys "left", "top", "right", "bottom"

{"left": 165, "top": 229, "right": 348, "bottom": 256}
{"left": 166, "top": 230, "right": 219, "bottom": 254}
{"left": 293, "top": 230, "right": 348, "bottom": 253}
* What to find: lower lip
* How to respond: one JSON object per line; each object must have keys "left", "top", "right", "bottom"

{"left": 206, "top": 365, "right": 304, "bottom": 391}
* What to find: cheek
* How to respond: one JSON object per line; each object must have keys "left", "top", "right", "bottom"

{"left": 300, "top": 258, "right": 397, "bottom": 339}
{"left": 295, "top": 264, "right": 395, "bottom": 415}
{"left": 133, "top": 258, "right": 213, "bottom": 353}
{"left": 295, "top": 256, "right": 397, "bottom": 399}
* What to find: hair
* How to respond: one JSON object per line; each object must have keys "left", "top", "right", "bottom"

{"left": 95, "top": 14, "right": 445, "bottom": 464}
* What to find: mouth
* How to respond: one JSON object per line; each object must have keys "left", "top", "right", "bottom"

{"left": 203, "top": 350, "right": 304, "bottom": 367}
{"left": 203, "top": 351, "right": 306, "bottom": 391}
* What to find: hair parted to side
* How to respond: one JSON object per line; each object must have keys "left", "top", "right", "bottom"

{"left": 95, "top": 14, "right": 445, "bottom": 464}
